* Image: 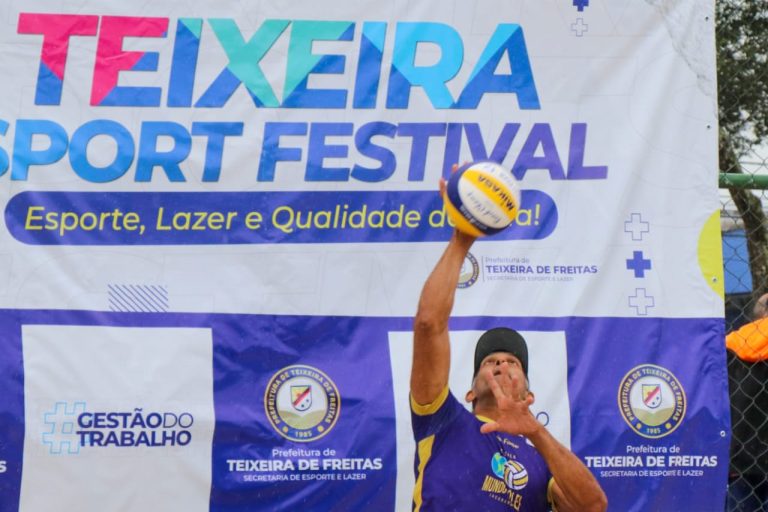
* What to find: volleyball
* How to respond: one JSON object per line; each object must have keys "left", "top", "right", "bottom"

{"left": 503, "top": 459, "right": 529, "bottom": 490}
{"left": 442, "top": 161, "right": 521, "bottom": 237}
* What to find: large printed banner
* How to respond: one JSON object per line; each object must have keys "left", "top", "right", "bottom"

{"left": 0, "top": 0, "right": 726, "bottom": 510}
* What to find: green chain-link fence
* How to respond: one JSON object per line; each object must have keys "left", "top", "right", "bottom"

{"left": 717, "top": 2, "right": 768, "bottom": 510}
{"left": 721, "top": 155, "right": 768, "bottom": 512}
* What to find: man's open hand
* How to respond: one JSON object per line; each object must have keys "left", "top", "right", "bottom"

{"left": 479, "top": 367, "right": 543, "bottom": 438}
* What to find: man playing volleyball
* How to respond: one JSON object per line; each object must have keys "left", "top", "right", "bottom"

{"left": 410, "top": 210, "right": 607, "bottom": 511}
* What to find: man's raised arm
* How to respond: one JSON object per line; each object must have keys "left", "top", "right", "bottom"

{"left": 410, "top": 230, "right": 475, "bottom": 405}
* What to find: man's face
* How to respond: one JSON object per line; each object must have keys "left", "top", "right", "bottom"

{"left": 470, "top": 351, "right": 528, "bottom": 401}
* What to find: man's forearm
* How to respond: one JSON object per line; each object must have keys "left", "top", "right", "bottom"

{"left": 528, "top": 425, "right": 607, "bottom": 512}
{"left": 414, "top": 232, "right": 474, "bottom": 332}
{"left": 410, "top": 231, "right": 475, "bottom": 404}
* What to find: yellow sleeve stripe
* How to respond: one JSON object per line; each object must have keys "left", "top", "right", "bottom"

{"left": 412, "top": 435, "right": 435, "bottom": 512}
{"left": 547, "top": 477, "right": 558, "bottom": 511}
{"left": 410, "top": 386, "right": 449, "bottom": 416}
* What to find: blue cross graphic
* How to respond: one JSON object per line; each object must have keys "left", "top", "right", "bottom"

{"left": 573, "top": 0, "right": 589, "bottom": 12}
{"left": 626, "top": 251, "right": 651, "bottom": 277}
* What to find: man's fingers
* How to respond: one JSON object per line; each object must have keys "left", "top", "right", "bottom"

{"left": 509, "top": 374, "right": 527, "bottom": 402}
{"left": 496, "top": 369, "right": 518, "bottom": 399}
{"left": 480, "top": 421, "right": 499, "bottom": 434}
{"left": 500, "top": 379, "right": 513, "bottom": 398}
{"left": 482, "top": 368, "right": 505, "bottom": 401}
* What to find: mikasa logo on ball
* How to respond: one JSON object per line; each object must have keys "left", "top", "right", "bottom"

{"left": 444, "top": 161, "right": 522, "bottom": 237}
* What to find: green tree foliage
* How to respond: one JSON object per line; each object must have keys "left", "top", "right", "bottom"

{"left": 718, "top": 1, "right": 768, "bottom": 151}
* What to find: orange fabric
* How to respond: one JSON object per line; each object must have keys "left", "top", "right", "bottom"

{"left": 726, "top": 317, "right": 768, "bottom": 362}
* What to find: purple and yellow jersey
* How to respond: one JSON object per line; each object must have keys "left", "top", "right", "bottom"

{"left": 411, "top": 387, "right": 554, "bottom": 511}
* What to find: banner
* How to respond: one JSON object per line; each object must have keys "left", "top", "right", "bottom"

{"left": 0, "top": 0, "right": 726, "bottom": 510}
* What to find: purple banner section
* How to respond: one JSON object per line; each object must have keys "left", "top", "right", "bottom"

{"left": 5, "top": 190, "right": 557, "bottom": 245}
{"left": 0, "top": 310, "right": 408, "bottom": 512}
{"left": 562, "top": 317, "right": 730, "bottom": 512}
{"left": 0, "top": 311, "right": 728, "bottom": 511}
{"left": 0, "top": 314, "right": 24, "bottom": 512}
{"left": 208, "top": 315, "right": 399, "bottom": 511}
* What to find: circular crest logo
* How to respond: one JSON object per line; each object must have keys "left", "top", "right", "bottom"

{"left": 264, "top": 365, "right": 340, "bottom": 442}
{"left": 457, "top": 252, "right": 480, "bottom": 288}
{"left": 618, "top": 364, "right": 686, "bottom": 439}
